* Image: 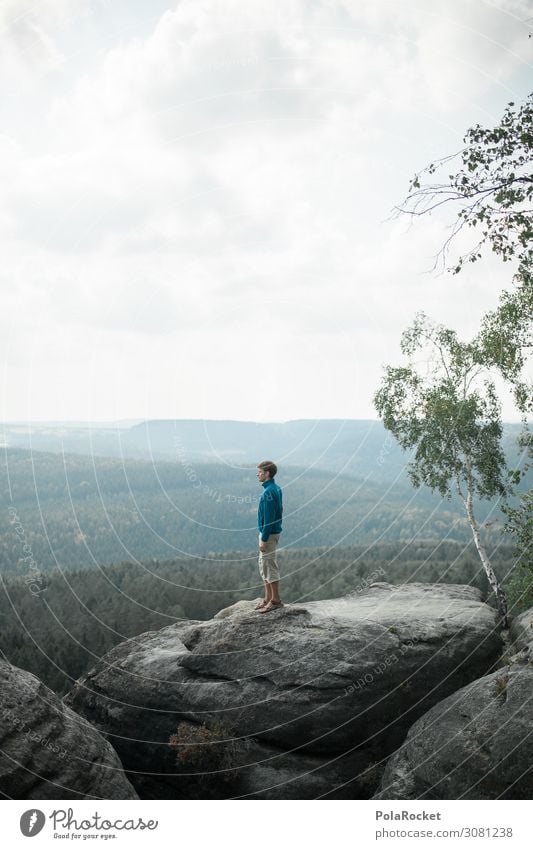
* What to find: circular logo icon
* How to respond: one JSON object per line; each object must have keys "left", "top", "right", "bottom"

{"left": 20, "top": 810, "right": 46, "bottom": 837}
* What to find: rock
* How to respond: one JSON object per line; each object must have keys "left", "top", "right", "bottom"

{"left": 221, "top": 739, "right": 379, "bottom": 800}
{"left": 63, "top": 583, "right": 502, "bottom": 799}
{"left": 0, "top": 660, "right": 138, "bottom": 799}
{"left": 510, "top": 607, "right": 533, "bottom": 659}
{"left": 373, "top": 662, "right": 533, "bottom": 800}
{"left": 126, "top": 730, "right": 376, "bottom": 800}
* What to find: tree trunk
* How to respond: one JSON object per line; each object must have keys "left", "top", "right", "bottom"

{"left": 458, "top": 477, "right": 508, "bottom": 629}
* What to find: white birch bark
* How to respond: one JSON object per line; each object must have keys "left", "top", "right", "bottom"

{"left": 456, "top": 468, "right": 508, "bottom": 629}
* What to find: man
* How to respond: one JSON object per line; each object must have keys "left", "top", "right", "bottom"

{"left": 255, "top": 460, "right": 283, "bottom": 613}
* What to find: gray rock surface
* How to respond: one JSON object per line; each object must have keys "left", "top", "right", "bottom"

{"left": 0, "top": 660, "right": 138, "bottom": 799}
{"left": 63, "top": 582, "right": 502, "bottom": 799}
{"left": 510, "top": 607, "right": 533, "bottom": 658}
{"left": 374, "top": 606, "right": 533, "bottom": 800}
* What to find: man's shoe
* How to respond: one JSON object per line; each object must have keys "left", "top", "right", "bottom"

{"left": 259, "top": 601, "right": 284, "bottom": 614}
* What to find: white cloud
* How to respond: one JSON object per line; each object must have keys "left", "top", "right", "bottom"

{"left": 0, "top": 0, "right": 91, "bottom": 76}
{"left": 1, "top": 0, "right": 530, "bottom": 421}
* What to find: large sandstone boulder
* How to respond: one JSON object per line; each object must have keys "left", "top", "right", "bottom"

{"left": 0, "top": 660, "right": 138, "bottom": 799}
{"left": 63, "top": 583, "right": 502, "bottom": 799}
{"left": 374, "top": 604, "right": 533, "bottom": 800}
{"left": 509, "top": 607, "right": 533, "bottom": 658}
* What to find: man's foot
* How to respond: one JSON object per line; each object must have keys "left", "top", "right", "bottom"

{"left": 255, "top": 598, "right": 269, "bottom": 609}
{"left": 259, "top": 600, "right": 284, "bottom": 613}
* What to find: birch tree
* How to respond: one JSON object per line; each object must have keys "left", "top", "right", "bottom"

{"left": 374, "top": 312, "right": 514, "bottom": 628}
{"left": 393, "top": 94, "right": 532, "bottom": 417}
{"left": 394, "top": 93, "right": 532, "bottom": 277}
{"left": 386, "top": 94, "right": 532, "bottom": 620}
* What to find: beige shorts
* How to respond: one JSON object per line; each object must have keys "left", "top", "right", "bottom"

{"left": 258, "top": 532, "right": 281, "bottom": 583}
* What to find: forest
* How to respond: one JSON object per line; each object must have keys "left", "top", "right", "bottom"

{"left": 1, "top": 447, "right": 520, "bottom": 575}
{"left": 0, "top": 539, "right": 520, "bottom": 697}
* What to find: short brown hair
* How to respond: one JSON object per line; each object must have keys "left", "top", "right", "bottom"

{"left": 257, "top": 460, "right": 278, "bottom": 478}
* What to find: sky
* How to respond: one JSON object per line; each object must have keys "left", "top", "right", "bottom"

{"left": 1, "top": 0, "right": 531, "bottom": 423}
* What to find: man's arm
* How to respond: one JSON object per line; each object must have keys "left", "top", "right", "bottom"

{"left": 260, "top": 491, "right": 276, "bottom": 542}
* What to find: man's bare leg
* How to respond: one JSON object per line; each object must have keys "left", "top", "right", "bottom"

{"left": 258, "top": 536, "right": 282, "bottom": 611}
{"left": 267, "top": 580, "right": 281, "bottom": 604}
{"left": 255, "top": 582, "right": 272, "bottom": 609}
{"left": 259, "top": 582, "right": 283, "bottom": 612}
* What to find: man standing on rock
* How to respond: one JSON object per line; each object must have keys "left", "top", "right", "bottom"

{"left": 255, "top": 460, "right": 283, "bottom": 613}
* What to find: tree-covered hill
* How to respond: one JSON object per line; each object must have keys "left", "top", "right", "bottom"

{"left": 2, "top": 418, "right": 527, "bottom": 482}
{"left": 0, "top": 447, "right": 520, "bottom": 575}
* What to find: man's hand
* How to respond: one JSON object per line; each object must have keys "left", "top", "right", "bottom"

{"left": 259, "top": 540, "right": 267, "bottom": 552}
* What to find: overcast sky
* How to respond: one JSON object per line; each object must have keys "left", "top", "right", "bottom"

{"left": 1, "top": 0, "right": 531, "bottom": 424}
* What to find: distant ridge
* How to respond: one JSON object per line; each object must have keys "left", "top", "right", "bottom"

{"left": 1, "top": 418, "right": 527, "bottom": 484}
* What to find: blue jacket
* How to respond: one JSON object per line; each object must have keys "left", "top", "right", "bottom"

{"left": 258, "top": 478, "right": 283, "bottom": 542}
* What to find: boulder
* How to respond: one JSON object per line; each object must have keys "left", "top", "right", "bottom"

{"left": 374, "top": 607, "right": 533, "bottom": 800}
{"left": 126, "top": 733, "right": 374, "bottom": 800}
{"left": 63, "top": 582, "right": 502, "bottom": 799}
{"left": 509, "top": 607, "right": 533, "bottom": 658}
{"left": 0, "top": 659, "right": 138, "bottom": 799}
{"left": 234, "top": 743, "right": 365, "bottom": 800}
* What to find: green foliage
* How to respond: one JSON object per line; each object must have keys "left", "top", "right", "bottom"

{"left": 392, "top": 92, "right": 532, "bottom": 625}
{"left": 374, "top": 312, "right": 522, "bottom": 625}
{"left": 374, "top": 312, "right": 511, "bottom": 501}
{"left": 503, "top": 433, "right": 533, "bottom": 615}
{"left": 505, "top": 556, "right": 533, "bottom": 617}
{"left": 396, "top": 94, "right": 532, "bottom": 418}
{"left": 400, "top": 94, "right": 533, "bottom": 274}
{"left": 478, "top": 276, "right": 533, "bottom": 417}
